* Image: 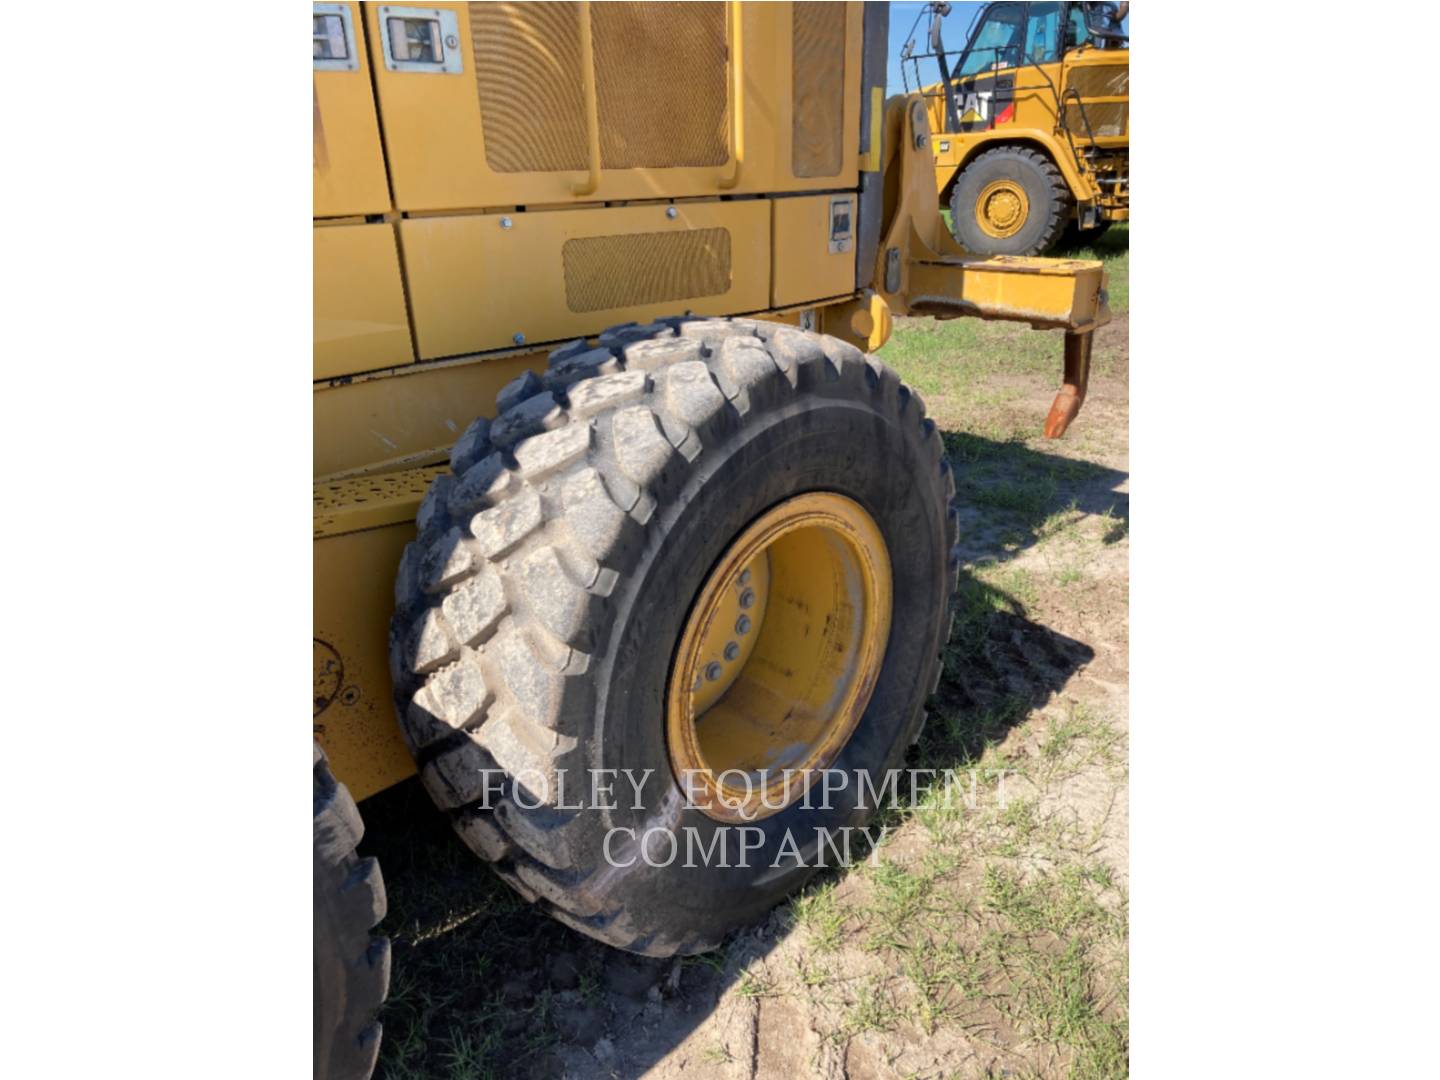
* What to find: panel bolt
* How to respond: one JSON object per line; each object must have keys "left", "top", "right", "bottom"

{"left": 445, "top": 34, "right": 459, "bottom": 48}
{"left": 735, "top": 614, "right": 751, "bottom": 635}
{"left": 513, "top": 333, "right": 525, "bottom": 345}
{"left": 500, "top": 216, "right": 513, "bottom": 229}
{"left": 666, "top": 206, "right": 678, "bottom": 219}
{"left": 723, "top": 642, "right": 740, "bottom": 662}
{"left": 705, "top": 662, "right": 723, "bottom": 682}
{"left": 738, "top": 589, "right": 755, "bottom": 609}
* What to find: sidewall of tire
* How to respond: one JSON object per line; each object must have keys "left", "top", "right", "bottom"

{"left": 952, "top": 150, "right": 1064, "bottom": 256}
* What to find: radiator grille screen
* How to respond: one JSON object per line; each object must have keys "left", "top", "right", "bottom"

{"left": 562, "top": 229, "right": 732, "bottom": 313}
{"left": 470, "top": 2, "right": 588, "bottom": 173}
{"left": 592, "top": 2, "right": 728, "bottom": 169}
{"left": 471, "top": 2, "right": 728, "bottom": 174}
{"left": 1063, "top": 102, "right": 1127, "bottom": 138}
{"left": 791, "top": 2, "right": 847, "bottom": 178}
{"left": 1065, "top": 65, "right": 1129, "bottom": 99}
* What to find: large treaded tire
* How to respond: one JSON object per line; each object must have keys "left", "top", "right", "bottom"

{"left": 950, "top": 145, "right": 1072, "bottom": 256}
{"left": 314, "top": 743, "right": 389, "bottom": 1080}
{"left": 389, "top": 318, "right": 959, "bottom": 956}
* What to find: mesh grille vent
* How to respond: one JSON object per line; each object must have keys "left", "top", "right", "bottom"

{"left": 592, "top": 2, "right": 728, "bottom": 169}
{"left": 1065, "top": 65, "right": 1129, "bottom": 99}
{"left": 791, "top": 2, "right": 846, "bottom": 178}
{"left": 1063, "top": 102, "right": 1127, "bottom": 138}
{"left": 562, "top": 229, "right": 731, "bottom": 313}
{"left": 470, "top": 2, "right": 588, "bottom": 173}
{"left": 470, "top": 2, "right": 728, "bottom": 174}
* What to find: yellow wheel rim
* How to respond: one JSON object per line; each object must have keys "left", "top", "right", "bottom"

{"left": 974, "top": 179, "right": 1030, "bottom": 239}
{"left": 666, "top": 493, "right": 893, "bottom": 822}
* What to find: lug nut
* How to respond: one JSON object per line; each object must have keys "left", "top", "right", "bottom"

{"left": 704, "top": 662, "right": 723, "bottom": 682}
{"left": 736, "top": 614, "right": 751, "bottom": 635}
{"left": 723, "top": 641, "right": 739, "bottom": 661}
{"left": 738, "top": 589, "right": 755, "bottom": 609}
{"left": 738, "top": 568, "right": 752, "bottom": 585}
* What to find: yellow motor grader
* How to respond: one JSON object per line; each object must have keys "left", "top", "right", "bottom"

{"left": 905, "top": 1, "right": 1129, "bottom": 255}
{"left": 312, "top": 3, "right": 1109, "bottom": 1076}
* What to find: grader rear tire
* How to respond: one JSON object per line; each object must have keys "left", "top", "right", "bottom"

{"left": 390, "top": 318, "right": 958, "bottom": 956}
{"left": 313, "top": 743, "right": 389, "bottom": 1080}
{"left": 949, "top": 145, "right": 1072, "bottom": 256}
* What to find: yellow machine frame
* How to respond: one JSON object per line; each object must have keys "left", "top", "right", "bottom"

{"left": 313, "top": 1, "right": 1109, "bottom": 800}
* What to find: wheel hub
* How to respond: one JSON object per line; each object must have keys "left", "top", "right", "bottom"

{"left": 975, "top": 179, "right": 1029, "bottom": 239}
{"left": 666, "top": 493, "right": 893, "bottom": 822}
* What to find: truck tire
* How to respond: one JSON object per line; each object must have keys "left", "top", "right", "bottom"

{"left": 314, "top": 742, "right": 389, "bottom": 1080}
{"left": 390, "top": 318, "right": 958, "bottom": 956}
{"left": 949, "top": 145, "right": 1072, "bottom": 256}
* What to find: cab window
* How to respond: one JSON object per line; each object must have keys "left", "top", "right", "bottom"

{"left": 1067, "top": 5, "right": 1092, "bottom": 49}
{"left": 959, "top": 3, "right": 1025, "bottom": 76}
{"left": 1026, "top": 3, "right": 1064, "bottom": 64}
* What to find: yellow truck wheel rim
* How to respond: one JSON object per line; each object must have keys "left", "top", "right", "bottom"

{"left": 666, "top": 493, "right": 893, "bottom": 822}
{"left": 975, "top": 179, "right": 1029, "bottom": 238}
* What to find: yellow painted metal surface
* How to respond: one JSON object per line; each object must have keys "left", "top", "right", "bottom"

{"left": 666, "top": 493, "right": 892, "bottom": 822}
{"left": 367, "top": 2, "right": 861, "bottom": 212}
{"left": 908, "top": 255, "right": 1108, "bottom": 330}
{"left": 313, "top": 223, "right": 415, "bottom": 380}
{"left": 314, "top": 349, "right": 540, "bottom": 479}
{"left": 314, "top": 517, "right": 424, "bottom": 800}
{"left": 819, "top": 292, "right": 893, "bottom": 353}
{"left": 688, "top": 546, "right": 772, "bottom": 719}
{"left": 772, "top": 194, "right": 858, "bottom": 309}
{"left": 313, "top": 2, "right": 390, "bottom": 218}
{"left": 400, "top": 200, "right": 771, "bottom": 361}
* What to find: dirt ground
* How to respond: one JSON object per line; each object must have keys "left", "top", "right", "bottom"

{"left": 360, "top": 233, "right": 1130, "bottom": 1079}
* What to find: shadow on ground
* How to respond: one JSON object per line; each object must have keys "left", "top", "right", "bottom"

{"left": 359, "top": 432, "right": 1128, "bottom": 1079}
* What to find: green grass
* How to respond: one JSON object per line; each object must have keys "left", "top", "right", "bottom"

{"left": 838, "top": 544, "right": 1129, "bottom": 1074}
{"left": 970, "top": 473, "right": 1059, "bottom": 516}
{"left": 702, "top": 1042, "right": 734, "bottom": 1065}
{"left": 735, "top": 968, "right": 780, "bottom": 999}
{"left": 841, "top": 979, "right": 904, "bottom": 1039}
{"left": 832, "top": 666, "right": 1128, "bottom": 1073}
{"left": 788, "top": 878, "right": 849, "bottom": 953}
